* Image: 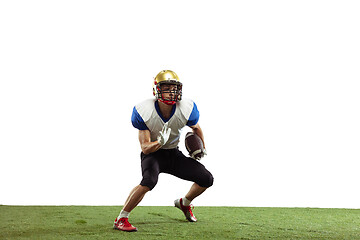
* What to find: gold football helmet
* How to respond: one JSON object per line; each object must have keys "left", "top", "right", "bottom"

{"left": 153, "top": 70, "right": 182, "bottom": 105}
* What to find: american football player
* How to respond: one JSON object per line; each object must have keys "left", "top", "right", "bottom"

{"left": 113, "top": 70, "right": 214, "bottom": 232}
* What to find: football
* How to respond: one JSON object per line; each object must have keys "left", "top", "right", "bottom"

{"left": 185, "top": 132, "right": 205, "bottom": 160}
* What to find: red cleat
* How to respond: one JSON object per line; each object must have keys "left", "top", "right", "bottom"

{"left": 174, "top": 198, "right": 197, "bottom": 222}
{"left": 113, "top": 217, "right": 138, "bottom": 232}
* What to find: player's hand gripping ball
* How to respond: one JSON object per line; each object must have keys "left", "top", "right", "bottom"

{"left": 185, "top": 132, "right": 206, "bottom": 160}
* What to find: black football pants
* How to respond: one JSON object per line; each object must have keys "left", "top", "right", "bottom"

{"left": 140, "top": 148, "right": 214, "bottom": 190}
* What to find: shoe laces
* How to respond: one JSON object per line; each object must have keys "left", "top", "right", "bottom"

{"left": 185, "top": 204, "right": 195, "bottom": 213}
{"left": 119, "top": 218, "right": 132, "bottom": 227}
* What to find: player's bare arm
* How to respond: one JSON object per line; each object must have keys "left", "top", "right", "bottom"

{"left": 190, "top": 123, "right": 205, "bottom": 149}
{"left": 138, "top": 129, "right": 162, "bottom": 154}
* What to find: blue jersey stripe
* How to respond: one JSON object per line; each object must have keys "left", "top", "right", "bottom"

{"left": 186, "top": 102, "right": 199, "bottom": 126}
{"left": 131, "top": 106, "right": 149, "bottom": 130}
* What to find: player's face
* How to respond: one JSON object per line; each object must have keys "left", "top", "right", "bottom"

{"left": 161, "top": 84, "right": 178, "bottom": 101}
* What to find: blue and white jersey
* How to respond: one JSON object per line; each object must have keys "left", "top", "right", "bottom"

{"left": 131, "top": 98, "right": 199, "bottom": 149}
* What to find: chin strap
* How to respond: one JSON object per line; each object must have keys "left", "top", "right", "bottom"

{"left": 159, "top": 99, "right": 177, "bottom": 105}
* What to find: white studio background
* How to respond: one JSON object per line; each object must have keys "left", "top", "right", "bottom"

{"left": 1, "top": 1, "right": 359, "bottom": 208}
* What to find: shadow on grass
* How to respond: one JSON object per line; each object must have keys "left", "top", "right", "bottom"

{"left": 135, "top": 211, "right": 187, "bottom": 225}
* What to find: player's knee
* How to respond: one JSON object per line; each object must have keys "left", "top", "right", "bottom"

{"left": 206, "top": 173, "right": 214, "bottom": 187}
{"left": 140, "top": 176, "right": 158, "bottom": 190}
{"left": 198, "top": 171, "right": 214, "bottom": 188}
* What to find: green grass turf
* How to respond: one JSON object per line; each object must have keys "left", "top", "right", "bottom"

{"left": 0, "top": 205, "right": 359, "bottom": 239}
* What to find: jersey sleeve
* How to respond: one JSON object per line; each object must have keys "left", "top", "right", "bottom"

{"left": 131, "top": 106, "right": 149, "bottom": 130}
{"left": 186, "top": 102, "right": 200, "bottom": 126}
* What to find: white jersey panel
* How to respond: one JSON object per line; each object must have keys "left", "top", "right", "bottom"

{"left": 135, "top": 98, "right": 195, "bottom": 149}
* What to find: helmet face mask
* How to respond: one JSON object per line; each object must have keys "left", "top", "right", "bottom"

{"left": 153, "top": 70, "right": 182, "bottom": 105}
{"left": 156, "top": 81, "right": 182, "bottom": 105}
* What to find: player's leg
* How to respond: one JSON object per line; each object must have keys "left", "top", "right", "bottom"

{"left": 114, "top": 185, "right": 149, "bottom": 232}
{"left": 114, "top": 152, "right": 161, "bottom": 232}
{"left": 172, "top": 149, "right": 214, "bottom": 222}
{"left": 123, "top": 185, "right": 141, "bottom": 209}
{"left": 185, "top": 183, "right": 207, "bottom": 202}
{"left": 174, "top": 183, "right": 208, "bottom": 222}
{"left": 123, "top": 185, "right": 150, "bottom": 212}
{"left": 172, "top": 149, "right": 214, "bottom": 191}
